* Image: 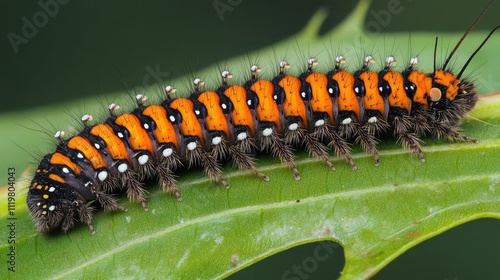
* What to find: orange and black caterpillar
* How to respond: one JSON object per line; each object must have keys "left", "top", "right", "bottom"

{"left": 27, "top": 6, "right": 499, "bottom": 234}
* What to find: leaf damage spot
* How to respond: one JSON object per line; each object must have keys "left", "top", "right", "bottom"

{"left": 176, "top": 250, "right": 190, "bottom": 269}
{"left": 230, "top": 254, "right": 239, "bottom": 268}
{"left": 405, "top": 229, "right": 420, "bottom": 239}
{"left": 428, "top": 206, "right": 442, "bottom": 214}
{"left": 215, "top": 235, "right": 224, "bottom": 245}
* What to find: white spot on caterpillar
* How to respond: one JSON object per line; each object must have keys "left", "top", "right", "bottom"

{"left": 48, "top": 187, "right": 55, "bottom": 192}
{"left": 48, "top": 205, "right": 55, "bottom": 211}
{"left": 165, "top": 85, "right": 176, "bottom": 94}
{"left": 288, "top": 123, "right": 299, "bottom": 131}
{"left": 136, "top": 94, "right": 148, "bottom": 103}
{"left": 81, "top": 114, "right": 93, "bottom": 123}
{"left": 368, "top": 116, "right": 378, "bottom": 123}
{"left": 212, "top": 136, "right": 222, "bottom": 145}
{"left": 163, "top": 148, "right": 173, "bottom": 157}
{"left": 221, "top": 70, "right": 231, "bottom": 78}
{"left": 314, "top": 119, "right": 325, "bottom": 127}
{"left": 98, "top": 171, "right": 108, "bottom": 182}
{"left": 108, "top": 103, "right": 120, "bottom": 111}
{"left": 262, "top": 128, "right": 273, "bottom": 137}
{"left": 138, "top": 155, "right": 149, "bottom": 165}
{"left": 42, "top": 211, "right": 47, "bottom": 215}
{"left": 279, "top": 60, "right": 290, "bottom": 69}
{"left": 237, "top": 132, "right": 247, "bottom": 141}
{"left": 118, "top": 163, "right": 128, "bottom": 173}
{"left": 336, "top": 55, "right": 346, "bottom": 65}
{"left": 187, "top": 142, "right": 197, "bottom": 151}
{"left": 385, "top": 55, "right": 396, "bottom": 67}
{"left": 410, "top": 57, "right": 419, "bottom": 65}
{"left": 250, "top": 65, "right": 260, "bottom": 73}
{"left": 308, "top": 57, "right": 318, "bottom": 67}
{"left": 54, "top": 130, "right": 65, "bottom": 139}
{"left": 341, "top": 118, "right": 352, "bottom": 125}
{"left": 193, "top": 78, "right": 204, "bottom": 87}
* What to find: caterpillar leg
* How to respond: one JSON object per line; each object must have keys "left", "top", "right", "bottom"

{"left": 339, "top": 116, "right": 380, "bottom": 166}
{"left": 188, "top": 143, "right": 229, "bottom": 188}
{"left": 156, "top": 165, "right": 181, "bottom": 201}
{"left": 210, "top": 136, "right": 269, "bottom": 181}
{"left": 314, "top": 124, "right": 357, "bottom": 170}
{"left": 260, "top": 128, "right": 300, "bottom": 180}
{"left": 362, "top": 116, "right": 390, "bottom": 166}
{"left": 287, "top": 127, "right": 335, "bottom": 170}
{"left": 427, "top": 115, "right": 478, "bottom": 143}
{"left": 228, "top": 143, "right": 270, "bottom": 181}
{"left": 95, "top": 191, "right": 128, "bottom": 212}
{"left": 122, "top": 170, "right": 149, "bottom": 211}
{"left": 61, "top": 203, "right": 95, "bottom": 235}
{"left": 393, "top": 115, "right": 425, "bottom": 162}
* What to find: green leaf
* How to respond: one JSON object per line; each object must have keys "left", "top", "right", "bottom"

{"left": 1, "top": 0, "right": 500, "bottom": 279}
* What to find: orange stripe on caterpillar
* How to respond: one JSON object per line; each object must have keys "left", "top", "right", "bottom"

{"left": 195, "top": 91, "right": 231, "bottom": 138}
{"left": 114, "top": 113, "right": 155, "bottom": 155}
{"left": 67, "top": 136, "right": 107, "bottom": 170}
{"left": 220, "top": 84, "right": 258, "bottom": 138}
{"left": 141, "top": 105, "right": 179, "bottom": 148}
{"left": 90, "top": 123, "right": 129, "bottom": 160}
{"left": 49, "top": 152, "right": 80, "bottom": 175}
{"left": 278, "top": 73, "right": 308, "bottom": 129}
{"left": 168, "top": 98, "right": 204, "bottom": 142}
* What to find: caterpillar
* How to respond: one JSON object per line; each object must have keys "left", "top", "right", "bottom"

{"left": 27, "top": 4, "right": 499, "bottom": 235}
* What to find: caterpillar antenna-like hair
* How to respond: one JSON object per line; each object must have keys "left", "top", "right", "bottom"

{"left": 457, "top": 25, "right": 500, "bottom": 79}
{"left": 442, "top": 0, "right": 494, "bottom": 71}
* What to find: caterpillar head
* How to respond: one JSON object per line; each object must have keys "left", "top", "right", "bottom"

{"left": 429, "top": 70, "right": 478, "bottom": 125}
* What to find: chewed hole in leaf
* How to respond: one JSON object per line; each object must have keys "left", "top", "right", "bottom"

{"left": 226, "top": 241, "right": 345, "bottom": 280}
{"left": 373, "top": 218, "right": 500, "bottom": 279}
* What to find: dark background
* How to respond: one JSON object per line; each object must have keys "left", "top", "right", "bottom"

{"left": 3, "top": 0, "right": 499, "bottom": 112}
{"left": 3, "top": 0, "right": 500, "bottom": 279}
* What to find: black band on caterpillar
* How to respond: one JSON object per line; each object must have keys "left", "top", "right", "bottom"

{"left": 27, "top": 9, "right": 499, "bottom": 234}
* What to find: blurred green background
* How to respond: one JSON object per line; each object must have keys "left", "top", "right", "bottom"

{"left": 2, "top": 0, "right": 500, "bottom": 279}
{"left": 3, "top": 0, "right": 499, "bottom": 112}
